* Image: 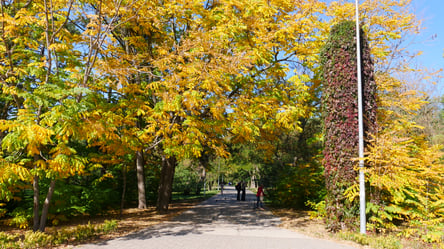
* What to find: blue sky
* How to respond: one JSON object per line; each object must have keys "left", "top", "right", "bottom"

{"left": 411, "top": 0, "right": 444, "bottom": 70}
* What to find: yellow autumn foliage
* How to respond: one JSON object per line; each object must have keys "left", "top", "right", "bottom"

{"left": 0, "top": 0, "right": 441, "bottom": 238}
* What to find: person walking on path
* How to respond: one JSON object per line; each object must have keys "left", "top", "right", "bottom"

{"left": 220, "top": 182, "right": 224, "bottom": 196}
{"left": 241, "top": 181, "right": 246, "bottom": 201}
{"left": 235, "top": 182, "right": 241, "bottom": 200}
{"left": 256, "top": 184, "right": 265, "bottom": 209}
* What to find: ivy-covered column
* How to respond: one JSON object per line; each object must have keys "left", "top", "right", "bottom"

{"left": 320, "top": 20, "right": 377, "bottom": 231}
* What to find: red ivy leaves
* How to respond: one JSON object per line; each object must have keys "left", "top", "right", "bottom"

{"left": 320, "top": 21, "right": 377, "bottom": 231}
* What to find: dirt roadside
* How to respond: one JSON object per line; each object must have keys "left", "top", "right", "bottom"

{"left": 271, "top": 208, "right": 370, "bottom": 249}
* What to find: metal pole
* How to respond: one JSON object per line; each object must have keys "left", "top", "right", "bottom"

{"left": 355, "top": 0, "right": 366, "bottom": 234}
{"left": 217, "top": 158, "right": 220, "bottom": 191}
{"left": 204, "top": 168, "right": 206, "bottom": 197}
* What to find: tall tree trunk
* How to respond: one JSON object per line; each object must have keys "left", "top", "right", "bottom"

{"left": 39, "top": 179, "right": 56, "bottom": 232}
{"left": 136, "top": 150, "right": 147, "bottom": 209}
{"left": 156, "top": 155, "right": 176, "bottom": 213}
{"left": 32, "top": 174, "right": 40, "bottom": 232}
{"left": 200, "top": 167, "right": 206, "bottom": 194}
{"left": 120, "top": 164, "right": 127, "bottom": 218}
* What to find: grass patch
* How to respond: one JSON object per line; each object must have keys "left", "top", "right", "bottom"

{"left": 335, "top": 231, "right": 443, "bottom": 249}
{"left": 172, "top": 189, "right": 218, "bottom": 202}
{"left": 337, "top": 231, "right": 401, "bottom": 249}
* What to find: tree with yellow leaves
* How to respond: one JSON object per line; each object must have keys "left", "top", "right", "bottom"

{"left": 0, "top": 0, "right": 118, "bottom": 231}
{"left": 0, "top": 1, "right": 441, "bottom": 241}
{"left": 363, "top": 73, "right": 444, "bottom": 241}
{"left": 87, "top": 0, "right": 324, "bottom": 212}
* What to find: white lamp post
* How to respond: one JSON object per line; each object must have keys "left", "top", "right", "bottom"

{"left": 355, "top": 0, "right": 366, "bottom": 235}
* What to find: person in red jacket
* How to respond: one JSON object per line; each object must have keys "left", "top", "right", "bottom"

{"left": 256, "top": 184, "right": 265, "bottom": 210}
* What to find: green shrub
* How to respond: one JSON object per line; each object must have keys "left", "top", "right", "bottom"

{"left": 400, "top": 222, "right": 444, "bottom": 245}
{"left": 306, "top": 200, "right": 326, "bottom": 219}
{"left": 70, "top": 219, "right": 118, "bottom": 242}
{"left": 73, "top": 222, "right": 96, "bottom": 241}
{"left": 0, "top": 208, "right": 6, "bottom": 218}
{"left": 53, "top": 228, "right": 72, "bottom": 245}
{"left": 173, "top": 163, "right": 201, "bottom": 195}
{"left": 22, "top": 231, "right": 54, "bottom": 249}
{"left": 101, "top": 219, "right": 118, "bottom": 234}
{"left": 8, "top": 208, "right": 31, "bottom": 229}
{"left": 338, "top": 232, "right": 403, "bottom": 249}
{"left": 0, "top": 231, "right": 19, "bottom": 249}
{"left": 0, "top": 219, "right": 119, "bottom": 249}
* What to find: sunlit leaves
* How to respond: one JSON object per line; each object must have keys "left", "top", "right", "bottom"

{"left": 365, "top": 130, "right": 444, "bottom": 238}
{"left": 323, "top": 0, "right": 419, "bottom": 67}
{"left": 87, "top": 0, "right": 318, "bottom": 163}
{"left": 0, "top": 0, "right": 441, "bottom": 237}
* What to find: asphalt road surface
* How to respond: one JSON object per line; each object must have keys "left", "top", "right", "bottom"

{"left": 77, "top": 186, "right": 359, "bottom": 249}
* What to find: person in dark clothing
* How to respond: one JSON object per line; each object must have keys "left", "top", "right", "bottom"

{"left": 241, "top": 181, "right": 246, "bottom": 201}
{"left": 235, "top": 182, "right": 241, "bottom": 201}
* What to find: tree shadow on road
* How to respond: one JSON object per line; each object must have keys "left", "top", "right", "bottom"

{"left": 92, "top": 188, "right": 281, "bottom": 245}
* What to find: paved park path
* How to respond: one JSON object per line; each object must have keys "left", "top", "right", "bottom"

{"left": 77, "top": 186, "right": 359, "bottom": 249}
